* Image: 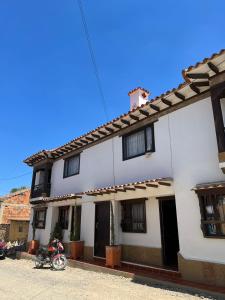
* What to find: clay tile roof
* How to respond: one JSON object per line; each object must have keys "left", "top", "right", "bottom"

{"left": 192, "top": 181, "right": 225, "bottom": 191}
{"left": 30, "top": 193, "right": 82, "bottom": 204}
{"left": 128, "top": 87, "right": 150, "bottom": 96}
{"left": 182, "top": 49, "right": 225, "bottom": 81}
{"left": 23, "top": 49, "right": 225, "bottom": 167}
{"left": 86, "top": 177, "right": 173, "bottom": 195}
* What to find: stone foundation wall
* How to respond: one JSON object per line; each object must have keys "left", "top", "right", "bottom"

{"left": 121, "top": 245, "right": 163, "bottom": 267}
{"left": 178, "top": 253, "right": 225, "bottom": 288}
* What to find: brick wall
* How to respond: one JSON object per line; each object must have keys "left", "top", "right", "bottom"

{"left": 0, "top": 190, "right": 31, "bottom": 224}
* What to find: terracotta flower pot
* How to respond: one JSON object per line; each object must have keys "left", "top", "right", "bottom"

{"left": 106, "top": 245, "right": 121, "bottom": 268}
{"left": 70, "top": 241, "right": 84, "bottom": 259}
{"left": 28, "top": 240, "right": 39, "bottom": 255}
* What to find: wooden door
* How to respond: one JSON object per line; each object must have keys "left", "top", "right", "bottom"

{"left": 9, "top": 221, "right": 29, "bottom": 241}
{"left": 94, "top": 202, "right": 110, "bottom": 258}
{"left": 159, "top": 197, "right": 180, "bottom": 268}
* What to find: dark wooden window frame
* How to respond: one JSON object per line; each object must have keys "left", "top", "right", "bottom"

{"left": 122, "top": 124, "right": 155, "bottom": 161}
{"left": 120, "top": 198, "right": 147, "bottom": 233}
{"left": 34, "top": 208, "right": 47, "bottom": 229}
{"left": 63, "top": 154, "right": 80, "bottom": 178}
{"left": 58, "top": 206, "right": 70, "bottom": 230}
{"left": 196, "top": 188, "right": 225, "bottom": 239}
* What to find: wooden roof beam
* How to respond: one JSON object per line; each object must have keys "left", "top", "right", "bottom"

{"left": 70, "top": 144, "right": 78, "bottom": 149}
{"left": 174, "top": 92, "right": 185, "bottom": 101}
{"left": 121, "top": 119, "right": 130, "bottom": 126}
{"left": 139, "top": 109, "right": 149, "bottom": 117}
{"left": 86, "top": 136, "right": 94, "bottom": 142}
{"left": 98, "top": 130, "right": 107, "bottom": 136}
{"left": 161, "top": 98, "right": 172, "bottom": 107}
{"left": 146, "top": 183, "right": 158, "bottom": 188}
{"left": 158, "top": 181, "right": 171, "bottom": 186}
{"left": 207, "top": 62, "right": 219, "bottom": 74}
{"left": 80, "top": 139, "right": 88, "bottom": 144}
{"left": 149, "top": 103, "right": 160, "bottom": 112}
{"left": 187, "top": 73, "right": 209, "bottom": 79}
{"left": 91, "top": 133, "right": 101, "bottom": 139}
{"left": 194, "top": 81, "right": 209, "bottom": 87}
{"left": 124, "top": 186, "right": 136, "bottom": 191}
{"left": 105, "top": 126, "right": 114, "bottom": 133}
{"left": 134, "top": 185, "right": 146, "bottom": 190}
{"left": 129, "top": 114, "right": 139, "bottom": 121}
{"left": 115, "top": 188, "right": 126, "bottom": 192}
{"left": 189, "top": 83, "right": 200, "bottom": 94}
{"left": 74, "top": 141, "right": 83, "bottom": 147}
{"left": 112, "top": 123, "right": 122, "bottom": 129}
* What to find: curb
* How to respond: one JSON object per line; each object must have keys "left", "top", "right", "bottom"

{"left": 18, "top": 252, "right": 225, "bottom": 299}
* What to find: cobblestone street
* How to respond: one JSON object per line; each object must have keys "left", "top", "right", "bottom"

{"left": 0, "top": 258, "right": 221, "bottom": 300}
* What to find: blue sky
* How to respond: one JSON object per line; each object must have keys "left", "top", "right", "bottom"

{"left": 0, "top": 0, "right": 224, "bottom": 195}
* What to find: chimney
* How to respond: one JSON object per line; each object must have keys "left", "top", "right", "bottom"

{"left": 128, "top": 87, "right": 150, "bottom": 110}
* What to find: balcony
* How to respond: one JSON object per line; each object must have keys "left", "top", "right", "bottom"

{"left": 31, "top": 183, "right": 51, "bottom": 199}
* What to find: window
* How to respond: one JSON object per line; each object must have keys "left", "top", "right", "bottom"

{"left": 197, "top": 190, "right": 225, "bottom": 238}
{"left": 58, "top": 206, "right": 69, "bottom": 230}
{"left": 34, "top": 208, "right": 47, "bottom": 229}
{"left": 63, "top": 154, "right": 80, "bottom": 178}
{"left": 121, "top": 199, "right": 147, "bottom": 233}
{"left": 34, "top": 169, "right": 45, "bottom": 186}
{"left": 122, "top": 125, "right": 155, "bottom": 160}
{"left": 19, "top": 225, "right": 23, "bottom": 233}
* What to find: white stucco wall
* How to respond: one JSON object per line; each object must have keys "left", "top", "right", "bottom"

{"left": 50, "top": 116, "right": 172, "bottom": 196}
{"left": 170, "top": 97, "right": 225, "bottom": 264}
{"left": 30, "top": 95, "right": 225, "bottom": 265}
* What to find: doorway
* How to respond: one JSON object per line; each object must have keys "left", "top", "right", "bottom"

{"left": 94, "top": 201, "right": 110, "bottom": 258}
{"left": 159, "top": 197, "right": 179, "bottom": 268}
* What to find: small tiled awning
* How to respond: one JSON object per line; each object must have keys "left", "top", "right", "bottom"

{"left": 30, "top": 193, "right": 82, "bottom": 204}
{"left": 192, "top": 181, "right": 225, "bottom": 192}
{"left": 86, "top": 178, "right": 173, "bottom": 196}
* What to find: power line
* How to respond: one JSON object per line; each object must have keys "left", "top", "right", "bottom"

{"left": 77, "top": 0, "right": 109, "bottom": 120}
{"left": 0, "top": 172, "right": 32, "bottom": 181}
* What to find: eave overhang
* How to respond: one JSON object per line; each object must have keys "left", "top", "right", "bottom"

{"left": 24, "top": 49, "right": 225, "bottom": 167}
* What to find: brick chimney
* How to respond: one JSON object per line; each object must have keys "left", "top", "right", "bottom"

{"left": 128, "top": 87, "right": 150, "bottom": 110}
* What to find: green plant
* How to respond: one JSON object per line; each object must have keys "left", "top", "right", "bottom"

{"left": 50, "top": 222, "right": 63, "bottom": 241}
{"left": 10, "top": 186, "right": 27, "bottom": 193}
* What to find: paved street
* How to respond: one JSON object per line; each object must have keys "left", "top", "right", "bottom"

{"left": 0, "top": 258, "right": 221, "bottom": 300}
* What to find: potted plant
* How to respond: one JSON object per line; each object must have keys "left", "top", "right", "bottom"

{"left": 50, "top": 222, "right": 63, "bottom": 242}
{"left": 70, "top": 205, "right": 84, "bottom": 259}
{"left": 28, "top": 220, "right": 39, "bottom": 254}
{"left": 105, "top": 201, "right": 121, "bottom": 268}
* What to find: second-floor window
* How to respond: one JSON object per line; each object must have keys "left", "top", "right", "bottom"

{"left": 63, "top": 154, "right": 80, "bottom": 178}
{"left": 122, "top": 125, "right": 155, "bottom": 160}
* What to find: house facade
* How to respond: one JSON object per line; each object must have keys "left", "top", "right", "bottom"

{"left": 0, "top": 189, "right": 31, "bottom": 241}
{"left": 24, "top": 49, "right": 225, "bottom": 287}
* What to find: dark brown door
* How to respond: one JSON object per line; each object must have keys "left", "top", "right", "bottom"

{"left": 159, "top": 197, "right": 179, "bottom": 268}
{"left": 94, "top": 201, "right": 110, "bottom": 258}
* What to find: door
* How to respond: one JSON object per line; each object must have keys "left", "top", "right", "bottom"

{"left": 9, "top": 221, "right": 29, "bottom": 241}
{"left": 159, "top": 197, "right": 179, "bottom": 268}
{"left": 94, "top": 202, "right": 110, "bottom": 258}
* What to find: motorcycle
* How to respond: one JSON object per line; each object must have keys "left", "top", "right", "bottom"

{"left": 35, "top": 239, "right": 67, "bottom": 270}
{"left": 0, "top": 240, "right": 6, "bottom": 259}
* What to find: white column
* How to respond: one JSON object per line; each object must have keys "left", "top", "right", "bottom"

{"left": 111, "top": 200, "right": 120, "bottom": 245}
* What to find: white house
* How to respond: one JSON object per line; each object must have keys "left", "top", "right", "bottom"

{"left": 24, "top": 49, "right": 225, "bottom": 287}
